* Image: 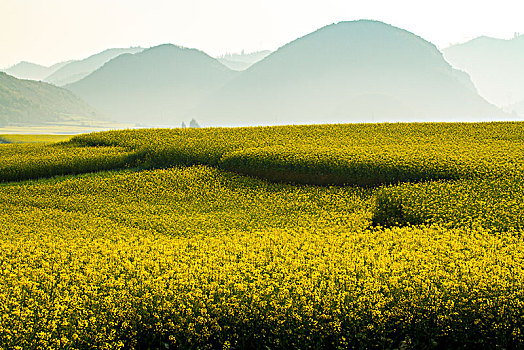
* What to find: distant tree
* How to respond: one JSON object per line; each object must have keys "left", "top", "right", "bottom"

{"left": 189, "top": 118, "right": 200, "bottom": 128}
{"left": 181, "top": 122, "right": 187, "bottom": 128}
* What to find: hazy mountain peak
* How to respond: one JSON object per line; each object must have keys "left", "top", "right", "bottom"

{"left": 444, "top": 34, "right": 524, "bottom": 107}
{"left": 14, "top": 60, "right": 39, "bottom": 66}
{"left": 195, "top": 20, "right": 501, "bottom": 126}
{"left": 44, "top": 47, "right": 144, "bottom": 86}
{"left": 142, "top": 44, "right": 228, "bottom": 65}
{"left": 0, "top": 72, "right": 98, "bottom": 126}
{"left": 90, "top": 44, "right": 234, "bottom": 78}
{"left": 146, "top": 43, "right": 184, "bottom": 50}
{"left": 67, "top": 43, "right": 237, "bottom": 125}
{"left": 140, "top": 43, "right": 222, "bottom": 58}
{"left": 474, "top": 35, "right": 500, "bottom": 42}
{"left": 269, "top": 20, "right": 445, "bottom": 65}
{"left": 3, "top": 61, "right": 71, "bottom": 81}
{"left": 446, "top": 34, "right": 524, "bottom": 52}
{"left": 475, "top": 34, "right": 524, "bottom": 43}
{"left": 141, "top": 43, "right": 184, "bottom": 54}
{"left": 63, "top": 21, "right": 503, "bottom": 127}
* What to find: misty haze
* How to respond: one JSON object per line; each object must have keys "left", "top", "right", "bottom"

{"left": 2, "top": 20, "right": 523, "bottom": 129}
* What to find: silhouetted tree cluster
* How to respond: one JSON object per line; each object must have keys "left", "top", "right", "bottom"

{"left": 189, "top": 118, "right": 200, "bottom": 128}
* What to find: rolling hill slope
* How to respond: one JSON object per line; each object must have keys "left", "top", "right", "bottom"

{"left": 3, "top": 61, "right": 71, "bottom": 81}
{"left": 443, "top": 35, "right": 524, "bottom": 107}
{"left": 0, "top": 72, "right": 98, "bottom": 126}
{"left": 44, "top": 47, "right": 144, "bottom": 86}
{"left": 67, "top": 44, "right": 237, "bottom": 125}
{"left": 196, "top": 20, "right": 502, "bottom": 126}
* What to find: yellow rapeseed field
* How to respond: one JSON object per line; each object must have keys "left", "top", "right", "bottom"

{"left": 1, "top": 122, "right": 523, "bottom": 349}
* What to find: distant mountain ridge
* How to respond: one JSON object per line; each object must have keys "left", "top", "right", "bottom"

{"left": 194, "top": 20, "right": 502, "bottom": 126}
{"left": 44, "top": 47, "right": 144, "bottom": 86}
{"left": 217, "top": 50, "right": 272, "bottom": 71}
{"left": 3, "top": 61, "right": 72, "bottom": 81}
{"left": 443, "top": 35, "right": 524, "bottom": 107}
{"left": 67, "top": 44, "right": 237, "bottom": 125}
{"left": 54, "top": 21, "right": 506, "bottom": 126}
{"left": 0, "top": 72, "right": 98, "bottom": 126}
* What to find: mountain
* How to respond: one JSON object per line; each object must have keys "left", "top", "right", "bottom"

{"left": 443, "top": 35, "right": 524, "bottom": 107}
{"left": 66, "top": 44, "right": 237, "bottom": 125}
{"left": 44, "top": 47, "right": 144, "bottom": 86}
{"left": 195, "top": 20, "right": 502, "bottom": 126}
{"left": 0, "top": 72, "right": 98, "bottom": 127}
{"left": 3, "top": 61, "right": 72, "bottom": 81}
{"left": 217, "top": 50, "right": 272, "bottom": 71}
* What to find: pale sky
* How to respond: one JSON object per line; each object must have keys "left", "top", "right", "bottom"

{"left": 1, "top": 0, "right": 523, "bottom": 68}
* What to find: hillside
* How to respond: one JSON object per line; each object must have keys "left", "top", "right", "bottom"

{"left": 44, "top": 47, "right": 144, "bottom": 86}
{"left": 0, "top": 72, "right": 98, "bottom": 126}
{"left": 217, "top": 50, "right": 272, "bottom": 70}
{"left": 67, "top": 44, "right": 237, "bottom": 125}
{"left": 196, "top": 20, "right": 502, "bottom": 126}
{"left": 443, "top": 35, "right": 524, "bottom": 107}
{"left": 3, "top": 61, "right": 71, "bottom": 81}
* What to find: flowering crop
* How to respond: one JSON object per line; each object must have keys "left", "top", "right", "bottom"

{"left": 4, "top": 122, "right": 524, "bottom": 186}
{"left": 1, "top": 122, "right": 524, "bottom": 348}
{"left": 0, "top": 143, "right": 136, "bottom": 182}
{"left": 373, "top": 175, "right": 524, "bottom": 232}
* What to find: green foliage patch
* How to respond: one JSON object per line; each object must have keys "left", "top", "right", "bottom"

{"left": 373, "top": 176, "right": 524, "bottom": 232}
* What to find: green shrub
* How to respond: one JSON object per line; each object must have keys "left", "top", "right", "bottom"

{"left": 372, "top": 189, "right": 424, "bottom": 227}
